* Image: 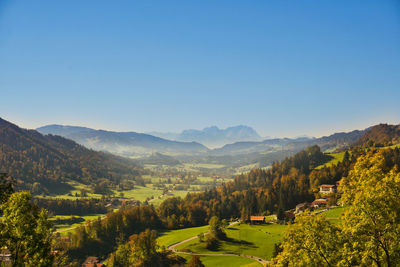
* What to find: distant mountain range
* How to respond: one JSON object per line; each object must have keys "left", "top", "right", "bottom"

{"left": 37, "top": 124, "right": 370, "bottom": 163}
{"left": 37, "top": 125, "right": 209, "bottom": 157}
{"left": 149, "top": 125, "right": 263, "bottom": 148}
{"left": 209, "top": 129, "right": 366, "bottom": 156}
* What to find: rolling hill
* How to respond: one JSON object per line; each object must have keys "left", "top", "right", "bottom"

{"left": 353, "top": 123, "right": 400, "bottom": 147}
{"left": 0, "top": 118, "right": 141, "bottom": 192}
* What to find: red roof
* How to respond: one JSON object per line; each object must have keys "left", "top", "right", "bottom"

{"left": 320, "top": 184, "right": 336, "bottom": 188}
{"left": 312, "top": 199, "right": 327, "bottom": 204}
{"left": 250, "top": 216, "right": 265, "bottom": 221}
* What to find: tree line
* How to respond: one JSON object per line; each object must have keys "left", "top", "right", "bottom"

{"left": 34, "top": 197, "right": 109, "bottom": 215}
{"left": 0, "top": 118, "right": 142, "bottom": 193}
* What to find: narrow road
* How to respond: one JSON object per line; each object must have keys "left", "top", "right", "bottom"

{"left": 167, "top": 221, "right": 269, "bottom": 266}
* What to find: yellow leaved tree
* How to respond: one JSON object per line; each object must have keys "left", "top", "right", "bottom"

{"left": 271, "top": 150, "right": 400, "bottom": 267}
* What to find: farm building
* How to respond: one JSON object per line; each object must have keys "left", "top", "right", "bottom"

{"left": 82, "top": 256, "right": 105, "bottom": 267}
{"left": 311, "top": 198, "right": 328, "bottom": 209}
{"left": 0, "top": 249, "right": 11, "bottom": 266}
{"left": 295, "top": 202, "right": 310, "bottom": 213}
{"left": 249, "top": 216, "right": 265, "bottom": 224}
{"left": 319, "top": 184, "right": 337, "bottom": 194}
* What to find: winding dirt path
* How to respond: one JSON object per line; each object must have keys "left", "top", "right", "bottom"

{"left": 167, "top": 221, "right": 269, "bottom": 266}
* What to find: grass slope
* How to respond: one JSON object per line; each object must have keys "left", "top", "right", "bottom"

{"left": 315, "top": 152, "right": 346, "bottom": 169}
{"left": 157, "top": 225, "right": 209, "bottom": 247}
{"left": 51, "top": 214, "right": 104, "bottom": 233}
{"left": 186, "top": 255, "right": 261, "bottom": 267}
{"left": 320, "top": 206, "right": 346, "bottom": 223}
{"left": 176, "top": 223, "right": 286, "bottom": 260}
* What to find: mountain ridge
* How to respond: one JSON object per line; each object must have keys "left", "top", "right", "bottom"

{"left": 37, "top": 124, "right": 209, "bottom": 157}
{"left": 0, "top": 118, "right": 141, "bottom": 193}
{"left": 149, "top": 125, "right": 263, "bottom": 148}
{"left": 353, "top": 123, "right": 400, "bottom": 147}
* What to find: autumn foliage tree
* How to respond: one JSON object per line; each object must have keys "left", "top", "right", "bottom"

{"left": 271, "top": 149, "right": 400, "bottom": 266}
{"left": 107, "top": 229, "right": 185, "bottom": 267}
{"left": 0, "top": 191, "right": 54, "bottom": 266}
{"left": 188, "top": 255, "right": 205, "bottom": 267}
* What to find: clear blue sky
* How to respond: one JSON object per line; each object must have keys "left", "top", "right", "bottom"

{"left": 1, "top": 0, "right": 399, "bottom": 137}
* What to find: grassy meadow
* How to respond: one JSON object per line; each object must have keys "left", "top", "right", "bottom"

{"left": 181, "top": 254, "right": 262, "bottom": 267}
{"left": 157, "top": 225, "right": 210, "bottom": 247}
{"left": 315, "top": 151, "right": 346, "bottom": 169}
{"left": 320, "top": 206, "right": 346, "bottom": 223}
{"left": 51, "top": 214, "right": 105, "bottom": 234}
{"left": 176, "top": 223, "right": 286, "bottom": 261}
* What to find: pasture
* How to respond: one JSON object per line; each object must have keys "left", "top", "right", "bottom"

{"left": 176, "top": 223, "right": 286, "bottom": 260}
{"left": 315, "top": 151, "right": 346, "bottom": 169}
{"left": 182, "top": 255, "right": 262, "bottom": 267}
{"left": 51, "top": 214, "right": 104, "bottom": 233}
{"left": 320, "top": 206, "right": 346, "bottom": 223}
{"left": 157, "top": 225, "right": 209, "bottom": 247}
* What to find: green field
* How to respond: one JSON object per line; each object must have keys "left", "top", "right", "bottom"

{"left": 42, "top": 181, "right": 164, "bottom": 203}
{"left": 51, "top": 214, "right": 104, "bottom": 233}
{"left": 176, "top": 223, "right": 286, "bottom": 261}
{"left": 149, "top": 189, "right": 191, "bottom": 206}
{"left": 117, "top": 185, "right": 163, "bottom": 202}
{"left": 320, "top": 206, "right": 346, "bottom": 223}
{"left": 183, "top": 163, "right": 225, "bottom": 169}
{"left": 157, "top": 225, "right": 210, "bottom": 247}
{"left": 315, "top": 152, "right": 346, "bottom": 169}
{"left": 157, "top": 224, "right": 264, "bottom": 266}
{"left": 181, "top": 254, "right": 261, "bottom": 267}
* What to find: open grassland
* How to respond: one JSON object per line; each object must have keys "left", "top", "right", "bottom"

{"left": 51, "top": 214, "right": 104, "bottom": 233}
{"left": 176, "top": 223, "right": 286, "bottom": 260}
{"left": 183, "top": 163, "right": 225, "bottom": 169}
{"left": 149, "top": 189, "right": 191, "bottom": 206}
{"left": 116, "top": 185, "right": 163, "bottom": 202}
{"left": 40, "top": 181, "right": 102, "bottom": 200}
{"left": 42, "top": 181, "right": 164, "bottom": 203}
{"left": 315, "top": 152, "right": 346, "bottom": 169}
{"left": 157, "top": 225, "right": 210, "bottom": 247}
{"left": 40, "top": 178, "right": 195, "bottom": 229}
{"left": 181, "top": 254, "right": 261, "bottom": 267}
{"left": 320, "top": 206, "right": 346, "bottom": 223}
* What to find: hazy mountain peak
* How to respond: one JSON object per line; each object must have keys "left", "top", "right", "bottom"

{"left": 151, "top": 125, "right": 262, "bottom": 148}
{"left": 37, "top": 124, "right": 209, "bottom": 157}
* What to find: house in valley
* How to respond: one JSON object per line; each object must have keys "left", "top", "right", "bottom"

{"left": 295, "top": 202, "right": 309, "bottom": 213}
{"left": 82, "top": 256, "right": 105, "bottom": 267}
{"left": 311, "top": 198, "right": 328, "bottom": 209}
{"left": 249, "top": 216, "right": 265, "bottom": 224}
{"left": 319, "top": 184, "right": 337, "bottom": 194}
{"left": 0, "top": 249, "right": 11, "bottom": 266}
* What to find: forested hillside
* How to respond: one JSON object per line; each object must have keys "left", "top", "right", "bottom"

{"left": 0, "top": 118, "right": 141, "bottom": 192}
{"left": 353, "top": 123, "right": 400, "bottom": 147}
